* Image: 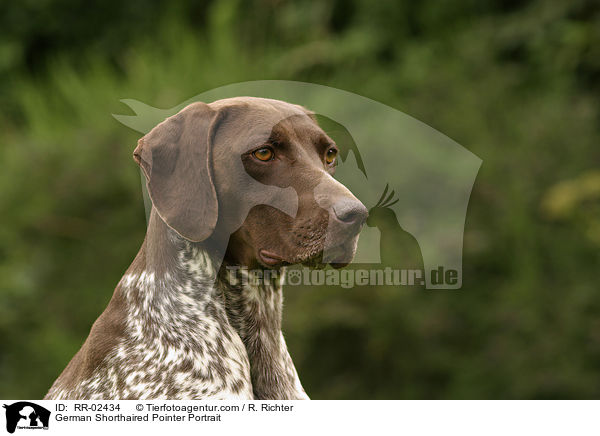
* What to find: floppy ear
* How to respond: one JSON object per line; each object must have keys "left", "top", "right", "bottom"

{"left": 133, "top": 102, "right": 220, "bottom": 242}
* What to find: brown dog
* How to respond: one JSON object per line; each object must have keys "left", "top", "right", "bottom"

{"left": 45, "top": 97, "right": 367, "bottom": 399}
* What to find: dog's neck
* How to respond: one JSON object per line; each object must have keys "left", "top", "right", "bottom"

{"left": 217, "top": 261, "right": 308, "bottom": 399}
{"left": 127, "top": 208, "right": 306, "bottom": 399}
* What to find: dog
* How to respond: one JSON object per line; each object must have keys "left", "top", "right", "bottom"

{"left": 44, "top": 97, "right": 368, "bottom": 399}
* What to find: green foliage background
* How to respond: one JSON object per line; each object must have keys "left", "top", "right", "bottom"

{"left": 1, "top": 0, "right": 599, "bottom": 399}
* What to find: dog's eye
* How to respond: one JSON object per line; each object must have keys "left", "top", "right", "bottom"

{"left": 253, "top": 147, "right": 274, "bottom": 161}
{"left": 325, "top": 148, "right": 338, "bottom": 165}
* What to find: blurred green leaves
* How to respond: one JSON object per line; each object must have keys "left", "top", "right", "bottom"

{"left": 542, "top": 170, "right": 600, "bottom": 245}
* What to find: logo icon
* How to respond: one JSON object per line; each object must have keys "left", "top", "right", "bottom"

{"left": 3, "top": 402, "right": 50, "bottom": 434}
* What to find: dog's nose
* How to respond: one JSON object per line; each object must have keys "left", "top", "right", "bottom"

{"left": 332, "top": 199, "right": 368, "bottom": 227}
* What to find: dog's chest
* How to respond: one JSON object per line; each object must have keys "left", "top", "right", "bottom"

{"left": 86, "top": 269, "right": 254, "bottom": 400}
{"left": 47, "top": 246, "right": 307, "bottom": 400}
{"left": 104, "top": 326, "right": 253, "bottom": 399}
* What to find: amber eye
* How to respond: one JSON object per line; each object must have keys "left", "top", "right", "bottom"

{"left": 325, "top": 148, "right": 338, "bottom": 165}
{"left": 253, "top": 147, "right": 274, "bottom": 161}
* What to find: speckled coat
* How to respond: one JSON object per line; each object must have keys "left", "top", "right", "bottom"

{"left": 44, "top": 211, "right": 308, "bottom": 400}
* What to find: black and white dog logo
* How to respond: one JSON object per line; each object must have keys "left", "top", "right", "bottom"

{"left": 3, "top": 402, "right": 50, "bottom": 434}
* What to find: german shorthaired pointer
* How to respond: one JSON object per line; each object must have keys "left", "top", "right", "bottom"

{"left": 45, "top": 97, "right": 367, "bottom": 399}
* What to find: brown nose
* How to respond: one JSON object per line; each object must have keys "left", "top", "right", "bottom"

{"left": 332, "top": 198, "right": 368, "bottom": 227}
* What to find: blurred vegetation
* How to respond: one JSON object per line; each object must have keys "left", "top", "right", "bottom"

{"left": 1, "top": 0, "right": 599, "bottom": 399}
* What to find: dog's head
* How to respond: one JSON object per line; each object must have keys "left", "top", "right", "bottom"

{"left": 134, "top": 97, "right": 367, "bottom": 268}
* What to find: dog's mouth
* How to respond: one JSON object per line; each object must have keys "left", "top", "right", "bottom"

{"left": 258, "top": 249, "right": 286, "bottom": 267}
{"left": 258, "top": 241, "right": 357, "bottom": 269}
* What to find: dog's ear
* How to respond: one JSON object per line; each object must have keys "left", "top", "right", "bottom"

{"left": 133, "top": 102, "right": 220, "bottom": 242}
